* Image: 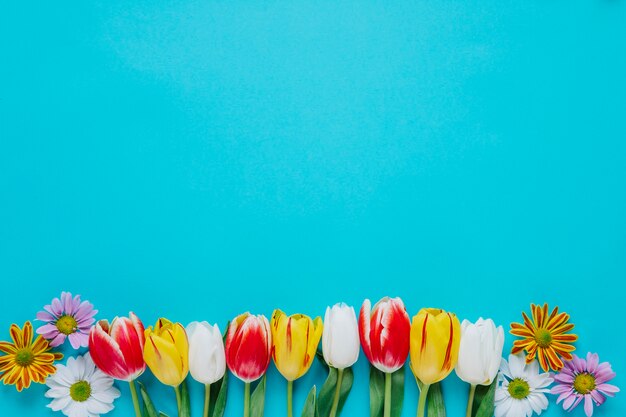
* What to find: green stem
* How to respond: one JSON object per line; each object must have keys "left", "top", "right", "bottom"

{"left": 204, "top": 383, "right": 211, "bottom": 417}
{"left": 244, "top": 382, "right": 251, "bottom": 417}
{"left": 128, "top": 380, "right": 142, "bottom": 417}
{"left": 466, "top": 384, "right": 476, "bottom": 417}
{"left": 329, "top": 368, "right": 344, "bottom": 417}
{"left": 175, "top": 385, "right": 182, "bottom": 416}
{"left": 287, "top": 380, "right": 294, "bottom": 417}
{"left": 384, "top": 372, "right": 392, "bottom": 417}
{"left": 416, "top": 383, "right": 430, "bottom": 417}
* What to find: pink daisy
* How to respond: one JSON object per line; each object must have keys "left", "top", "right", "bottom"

{"left": 551, "top": 352, "right": 619, "bottom": 417}
{"left": 36, "top": 292, "right": 98, "bottom": 349}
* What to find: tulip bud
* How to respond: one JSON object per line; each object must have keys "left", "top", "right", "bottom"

{"left": 88, "top": 312, "right": 146, "bottom": 381}
{"left": 225, "top": 313, "right": 271, "bottom": 383}
{"left": 271, "top": 310, "right": 323, "bottom": 381}
{"left": 358, "top": 297, "right": 411, "bottom": 373}
{"left": 455, "top": 318, "right": 504, "bottom": 386}
{"left": 143, "top": 318, "right": 189, "bottom": 387}
{"left": 322, "top": 303, "right": 360, "bottom": 369}
{"left": 409, "top": 308, "right": 461, "bottom": 385}
{"left": 186, "top": 321, "right": 226, "bottom": 385}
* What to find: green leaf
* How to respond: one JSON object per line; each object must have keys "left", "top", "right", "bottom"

{"left": 335, "top": 367, "right": 354, "bottom": 416}
{"left": 316, "top": 366, "right": 354, "bottom": 417}
{"left": 369, "top": 366, "right": 385, "bottom": 417}
{"left": 427, "top": 383, "right": 446, "bottom": 417}
{"left": 223, "top": 322, "right": 230, "bottom": 342}
{"left": 390, "top": 367, "right": 405, "bottom": 417}
{"left": 211, "top": 373, "right": 229, "bottom": 417}
{"left": 138, "top": 381, "right": 159, "bottom": 417}
{"left": 179, "top": 380, "right": 191, "bottom": 417}
{"left": 300, "top": 386, "right": 317, "bottom": 417}
{"left": 159, "top": 413, "right": 170, "bottom": 417}
{"left": 471, "top": 384, "right": 486, "bottom": 416}
{"left": 474, "top": 380, "right": 497, "bottom": 417}
{"left": 316, "top": 366, "right": 338, "bottom": 417}
{"left": 250, "top": 375, "right": 267, "bottom": 417}
{"left": 315, "top": 349, "right": 329, "bottom": 370}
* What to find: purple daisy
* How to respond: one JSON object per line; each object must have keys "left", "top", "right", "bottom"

{"left": 36, "top": 292, "right": 98, "bottom": 349}
{"left": 551, "top": 352, "right": 619, "bottom": 417}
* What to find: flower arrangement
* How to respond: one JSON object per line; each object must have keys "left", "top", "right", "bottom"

{"left": 0, "top": 294, "right": 620, "bottom": 417}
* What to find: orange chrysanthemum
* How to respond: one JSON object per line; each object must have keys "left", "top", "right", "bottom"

{"left": 510, "top": 303, "right": 578, "bottom": 372}
{"left": 0, "top": 321, "right": 63, "bottom": 391}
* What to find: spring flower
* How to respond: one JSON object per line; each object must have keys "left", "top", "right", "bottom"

{"left": 322, "top": 303, "right": 360, "bottom": 369}
{"left": 226, "top": 313, "right": 272, "bottom": 417}
{"left": 322, "top": 302, "right": 359, "bottom": 417}
{"left": 272, "top": 309, "right": 323, "bottom": 417}
{"left": 89, "top": 312, "right": 146, "bottom": 417}
{"left": 359, "top": 297, "right": 410, "bottom": 417}
{"left": 456, "top": 318, "right": 504, "bottom": 386}
{"left": 225, "top": 313, "right": 272, "bottom": 383}
{"left": 271, "top": 309, "right": 323, "bottom": 381}
{"left": 410, "top": 308, "right": 461, "bottom": 384}
{"left": 186, "top": 321, "right": 226, "bottom": 385}
{"left": 0, "top": 321, "right": 63, "bottom": 391}
{"left": 36, "top": 292, "right": 98, "bottom": 349}
{"left": 510, "top": 303, "right": 577, "bottom": 372}
{"left": 89, "top": 312, "right": 146, "bottom": 381}
{"left": 456, "top": 318, "right": 505, "bottom": 417}
{"left": 358, "top": 297, "right": 411, "bottom": 373}
{"left": 495, "top": 353, "right": 553, "bottom": 417}
{"left": 45, "top": 353, "right": 121, "bottom": 417}
{"left": 187, "top": 321, "right": 226, "bottom": 417}
{"left": 410, "top": 308, "right": 461, "bottom": 417}
{"left": 551, "top": 353, "right": 619, "bottom": 417}
{"left": 144, "top": 318, "right": 189, "bottom": 387}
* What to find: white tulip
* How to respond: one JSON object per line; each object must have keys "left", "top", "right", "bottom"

{"left": 322, "top": 303, "right": 360, "bottom": 369}
{"left": 455, "top": 317, "right": 504, "bottom": 386}
{"left": 186, "top": 321, "right": 226, "bottom": 385}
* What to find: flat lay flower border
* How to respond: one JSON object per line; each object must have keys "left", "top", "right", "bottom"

{"left": 0, "top": 293, "right": 619, "bottom": 417}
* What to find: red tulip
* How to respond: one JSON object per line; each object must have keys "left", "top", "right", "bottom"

{"left": 88, "top": 312, "right": 146, "bottom": 381}
{"left": 225, "top": 312, "right": 271, "bottom": 383}
{"left": 359, "top": 297, "right": 411, "bottom": 373}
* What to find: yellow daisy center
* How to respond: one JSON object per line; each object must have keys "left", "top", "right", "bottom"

{"left": 15, "top": 348, "right": 35, "bottom": 367}
{"left": 534, "top": 328, "right": 553, "bottom": 348}
{"left": 574, "top": 373, "right": 596, "bottom": 395}
{"left": 508, "top": 378, "right": 530, "bottom": 399}
{"left": 70, "top": 380, "right": 92, "bottom": 402}
{"left": 56, "top": 315, "right": 78, "bottom": 335}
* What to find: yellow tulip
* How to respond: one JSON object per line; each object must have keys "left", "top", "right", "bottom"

{"left": 410, "top": 308, "right": 461, "bottom": 417}
{"left": 270, "top": 309, "right": 323, "bottom": 381}
{"left": 410, "top": 308, "right": 461, "bottom": 385}
{"left": 144, "top": 318, "right": 189, "bottom": 387}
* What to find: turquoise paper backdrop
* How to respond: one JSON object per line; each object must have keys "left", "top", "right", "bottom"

{"left": 1, "top": 1, "right": 625, "bottom": 416}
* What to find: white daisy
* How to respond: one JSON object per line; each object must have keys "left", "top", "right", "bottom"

{"left": 45, "top": 352, "right": 121, "bottom": 417}
{"left": 495, "top": 353, "right": 554, "bottom": 417}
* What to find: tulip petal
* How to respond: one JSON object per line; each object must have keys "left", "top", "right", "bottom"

{"left": 89, "top": 324, "right": 130, "bottom": 380}
{"left": 144, "top": 334, "right": 186, "bottom": 386}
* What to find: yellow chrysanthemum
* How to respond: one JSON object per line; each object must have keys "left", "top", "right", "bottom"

{"left": 0, "top": 321, "right": 63, "bottom": 391}
{"left": 510, "top": 303, "right": 577, "bottom": 372}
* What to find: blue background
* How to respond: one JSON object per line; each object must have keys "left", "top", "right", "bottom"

{"left": 1, "top": 0, "right": 625, "bottom": 416}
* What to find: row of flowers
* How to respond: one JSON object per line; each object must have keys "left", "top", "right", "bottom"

{"left": 0, "top": 292, "right": 619, "bottom": 417}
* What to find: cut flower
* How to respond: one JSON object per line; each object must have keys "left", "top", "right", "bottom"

{"left": 36, "top": 292, "right": 98, "bottom": 349}
{"left": 510, "top": 303, "right": 577, "bottom": 371}
{"left": 0, "top": 321, "right": 63, "bottom": 391}
{"left": 46, "top": 352, "right": 121, "bottom": 417}
{"left": 495, "top": 353, "right": 553, "bottom": 417}
{"left": 551, "top": 352, "right": 619, "bottom": 417}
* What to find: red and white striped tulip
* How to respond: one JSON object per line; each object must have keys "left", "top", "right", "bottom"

{"left": 88, "top": 312, "right": 146, "bottom": 381}
{"left": 358, "top": 297, "right": 411, "bottom": 373}
{"left": 225, "top": 312, "right": 271, "bottom": 383}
